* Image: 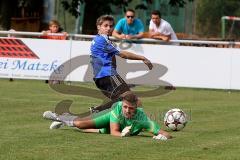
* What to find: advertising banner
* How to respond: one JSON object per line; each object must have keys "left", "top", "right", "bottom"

{"left": 1, "top": 37, "right": 240, "bottom": 90}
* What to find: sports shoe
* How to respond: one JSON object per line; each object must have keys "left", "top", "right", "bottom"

{"left": 43, "top": 111, "right": 60, "bottom": 121}
{"left": 89, "top": 106, "right": 99, "bottom": 114}
{"left": 50, "top": 121, "right": 64, "bottom": 129}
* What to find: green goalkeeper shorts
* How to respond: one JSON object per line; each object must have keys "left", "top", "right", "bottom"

{"left": 92, "top": 109, "right": 111, "bottom": 133}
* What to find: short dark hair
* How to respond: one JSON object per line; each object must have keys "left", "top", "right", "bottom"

{"left": 151, "top": 10, "right": 161, "bottom": 18}
{"left": 96, "top": 15, "right": 115, "bottom": 26}
{"left": 126, "top": 8, "right": 135, "bottom": 14}
{"left": 121, "top": 91, "right": 138, "bottom": 107}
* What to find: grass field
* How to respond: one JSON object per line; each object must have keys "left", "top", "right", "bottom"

{"left": 0, "top": 79, "right": 240, "bottom": 160}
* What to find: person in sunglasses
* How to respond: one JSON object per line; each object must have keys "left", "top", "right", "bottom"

{"left": 112, "top": 9, "right": 144, "bottom": 39}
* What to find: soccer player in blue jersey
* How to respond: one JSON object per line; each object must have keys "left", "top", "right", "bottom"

{"left": 43, "top": 92, "right": 171, "bottom": 140}
{"left": 90, "top": 15, "right": 153, "bottom": 112}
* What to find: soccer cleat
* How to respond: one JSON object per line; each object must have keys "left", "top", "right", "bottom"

{"left": 43, "top": 111, "right": 60, "bottom": 121}
{"left": 89, "top": 106, "right": 99, "bottom": 114}
{"left": 50, "top": 121, "right": 64, "bottom": 129}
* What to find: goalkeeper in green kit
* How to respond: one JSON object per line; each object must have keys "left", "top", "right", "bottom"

{"left": 43, "top": 92, "right": 171, "bottom": 140}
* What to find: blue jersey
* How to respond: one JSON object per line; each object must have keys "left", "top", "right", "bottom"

{"left": 114, "top": 18, "right": 144, "bottom": 35}
{"left": 90, "top": 34, "right": 120, "bottom": 78}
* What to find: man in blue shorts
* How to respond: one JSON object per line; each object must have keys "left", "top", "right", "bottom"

{"left": 43, "top": 92, "right": 172, "bottom": 140}
{"left": 112, "top": 9, "right": 144, "bottom": 39}
{"left": 90, "top": 15, "right": 152, "bottom": 112}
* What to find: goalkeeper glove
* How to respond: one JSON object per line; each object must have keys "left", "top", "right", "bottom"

{"left": 153, "top": 134, "right": 168, "bottom": 141}
{"left": 121, "top": 125, "right": 132, "bottom": 137}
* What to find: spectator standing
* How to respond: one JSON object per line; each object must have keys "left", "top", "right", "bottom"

{"left": 112, "top": 9, "right": 144, "bottom": 39}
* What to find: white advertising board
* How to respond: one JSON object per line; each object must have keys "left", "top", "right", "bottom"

{"left": 0, "top": 37, "right": 239, "bottom": 90}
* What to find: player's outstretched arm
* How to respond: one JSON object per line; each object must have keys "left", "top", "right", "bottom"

{"left": 119, "top": 51, "right": 153, "bottom": 70}
{"left": 135, "top": 119, "right": 171, "bottom": 140}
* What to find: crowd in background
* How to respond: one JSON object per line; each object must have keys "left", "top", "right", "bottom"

{"left": 39, "top": 9, "right": 178, "bottom": 43}
{"left": 5, "top": 8, "right": 240, "bottom": 48}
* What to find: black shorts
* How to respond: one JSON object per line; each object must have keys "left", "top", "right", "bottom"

{"left": 94, "top": 75, "right": 130, "bottom": 100}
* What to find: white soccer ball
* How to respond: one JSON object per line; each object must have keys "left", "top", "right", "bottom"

{"left": 164, "top": 108, "right": 187, "bottom": 131}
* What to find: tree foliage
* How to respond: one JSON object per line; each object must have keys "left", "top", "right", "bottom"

{"left": 61, "top": 0, "right": 194, "bottom": 18}
{"left": 61, "top": 0, "right": 194, "bottom": 34}
{"left": 196, "top": 0, "right": 240, "bottom": 38}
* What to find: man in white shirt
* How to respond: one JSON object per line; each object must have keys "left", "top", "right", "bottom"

{"left": 149, "top": 10, "right": 178, "bottom": 42}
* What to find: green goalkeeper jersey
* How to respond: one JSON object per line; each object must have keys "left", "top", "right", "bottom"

{"left": 94, "top": 101, "right": 160, "bottom": 135}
